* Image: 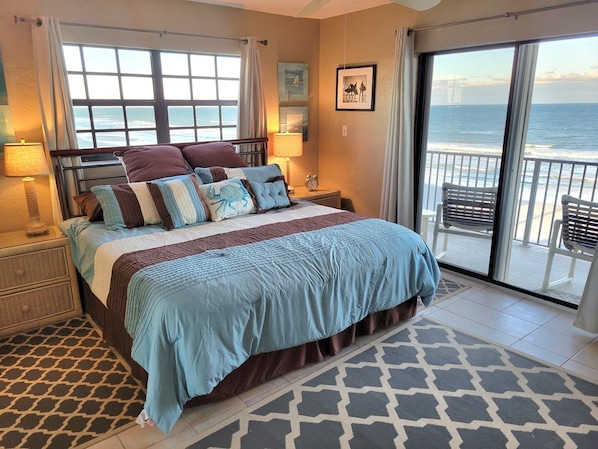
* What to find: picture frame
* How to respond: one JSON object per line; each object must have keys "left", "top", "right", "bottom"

{"left": 336, "top": 65, "right": 376, "bottom": 111}
{"left": 279, "top": 106, "right": 308, "bottom": 141}
{"left": 278, "top": 63, "right": 308, "bottom": 102}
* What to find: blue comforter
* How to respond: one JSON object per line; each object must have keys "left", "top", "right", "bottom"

{"left": 60, "top": 203, "right": 440, "bottom": 434}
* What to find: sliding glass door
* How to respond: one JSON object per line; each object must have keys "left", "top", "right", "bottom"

{"left": 419, "top": 47, "right": 514, "bottom": 275}
{"left": 418, "top": 35, "right": 598, "bottom": 306}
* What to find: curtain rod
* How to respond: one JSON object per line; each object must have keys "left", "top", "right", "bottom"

{"left": 409, "top": 0, "right": 598, "bottom": 34}
{"left": 13, "top": 15, "right": 268, "bottom": 45}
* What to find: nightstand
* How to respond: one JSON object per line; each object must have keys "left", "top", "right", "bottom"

{"left": 0, "top": 226, "right": 82, "bottom": 337}
{"left": 291, "top": 187, "right": 341, "bottom": 209}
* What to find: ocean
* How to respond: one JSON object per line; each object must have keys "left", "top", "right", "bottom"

{"left": 428, "top": 103, "right": 598, "bottom": 162}
{"left": 423, "top": 103, "right": 598, "bottom": 212}
{"left": 73, "top": 105, "right": 238, "bottom": 148}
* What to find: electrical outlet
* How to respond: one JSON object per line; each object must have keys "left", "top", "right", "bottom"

{"left": 342, "top": 125, "right": 348, "bottom": 136}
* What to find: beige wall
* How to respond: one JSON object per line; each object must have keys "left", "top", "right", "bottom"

{"left": 318, "top": 4, "right": 417, "bottom": 216}
{"left": 0, "top": 0, "right": 319, "bottom": 233}
{"left": 1, "top": 0, "right": 597, "bottom": 231}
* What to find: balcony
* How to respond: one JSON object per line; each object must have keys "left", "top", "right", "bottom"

{"left": 421, "top": 151, "right": 597, "bottom": 306}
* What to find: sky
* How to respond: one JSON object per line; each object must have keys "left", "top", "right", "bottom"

{"left": 431, "top": 35, "right": 598, "bottom": 105}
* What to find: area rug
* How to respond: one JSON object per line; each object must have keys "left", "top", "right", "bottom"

{"left": 434, "top": 276, "right": 470, "bottom": 302}
{"left": 186, "top": 317, "right": 598, "bottom": 449}
{"left": 0, "top": 315, "right": 145, "bottom": 449}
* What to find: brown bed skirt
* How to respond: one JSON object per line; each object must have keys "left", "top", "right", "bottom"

{"left": 82, "top": 282, "right": 418, "bottom": 407}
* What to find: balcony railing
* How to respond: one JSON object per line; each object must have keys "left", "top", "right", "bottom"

{"left": 422, "top": 151, "right": 598, "bottom": 247}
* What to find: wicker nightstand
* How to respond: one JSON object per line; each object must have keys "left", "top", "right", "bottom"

{"left": 290, "top": 187, "right": 341, "bottom": 209}
{"left": 0, "top": 226, "right": 82, "bottom": 337}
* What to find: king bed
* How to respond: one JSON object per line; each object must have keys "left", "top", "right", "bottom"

{"left": 51, "top": 138, "right": 440, "bottom": 434}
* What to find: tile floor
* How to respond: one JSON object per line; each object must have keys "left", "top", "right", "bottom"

{"left": 87, "top": 270, "right": 598, "bottom": 449}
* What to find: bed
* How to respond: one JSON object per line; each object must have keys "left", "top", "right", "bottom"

{"left": 51, "top": 138, "right": 441, "bottom": 434}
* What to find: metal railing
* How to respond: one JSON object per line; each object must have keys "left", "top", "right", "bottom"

{"left": 422, "top": 151, "right": 598, "bottom": 247}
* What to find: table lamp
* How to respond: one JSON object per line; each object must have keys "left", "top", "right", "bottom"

{"left": 273, "top": 132, "right": 303, "bottom": 193}
{"left": 4, "top": 140, "right": 50, "bottom": 236}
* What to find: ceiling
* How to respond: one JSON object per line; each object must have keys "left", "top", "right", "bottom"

{"left": 185, "top": 0, "right": 414, "bottom": 20}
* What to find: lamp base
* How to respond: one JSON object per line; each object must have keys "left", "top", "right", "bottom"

{"left": 25, "top": 221, "right": 49, "bottom": 237}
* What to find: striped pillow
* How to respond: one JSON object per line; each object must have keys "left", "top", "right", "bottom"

{"left": 91, "top": 182, "right": 161, "bottom": 230}
{"left": 148, "top": 174, "right": 209, "bottom": 230}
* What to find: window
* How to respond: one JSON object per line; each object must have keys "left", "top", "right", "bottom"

{"left": 63, "top": 44, "right": 240, "bottom": 148}
{"left": 417, "top": 34, "right": 598, "bottom": 306}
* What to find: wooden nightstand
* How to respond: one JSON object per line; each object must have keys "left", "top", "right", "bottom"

{"left": 0, "top": 226, "right": 82, "bottom": 337}
{"left": 291, "top": 187, "right": 341, "bottom": 209}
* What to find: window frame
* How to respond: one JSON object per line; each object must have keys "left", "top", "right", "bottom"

{"left": 64, "top": 44, "right": 240, "bottom": 149}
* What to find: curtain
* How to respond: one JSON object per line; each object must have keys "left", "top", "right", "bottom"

{"left": 574, "top": 256, "right": 598, "bottom": 333}
{"left": 31, "top": 16, "right": 78, "bottom": 222}
{"left": 379, "top": 28, "right": 416, "bottom": 229}
{"left": 238, "top": 37, "right": 268, "bottom": 165}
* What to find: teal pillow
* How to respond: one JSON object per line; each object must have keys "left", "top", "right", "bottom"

{"left": 148, "top": 174, "right": 209, "bottom": 230}
{"left": 249, "top": 178, "right": 291, "bottom": 213}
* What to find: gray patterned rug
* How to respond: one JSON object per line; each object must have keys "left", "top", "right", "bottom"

{"left": 0, "top": 315, "right": 145, "bottom": 449}
{"left": 434, "top": 277, "right": 470, "bottom": 301}
{"left": 186, "top": 317, "right": 598, "bottom": 449}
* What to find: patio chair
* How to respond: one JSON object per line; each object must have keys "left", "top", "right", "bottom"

{"left": 432, "top": 182, "right": 498, "bottom": 258}
{"left": 542, "top": 194, "right": 598, "bottom": 290}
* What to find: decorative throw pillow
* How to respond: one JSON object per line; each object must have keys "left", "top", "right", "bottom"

{"left": 248, "top": 177, "right": 292, "bottom": 213}
{"left": 114, "top": 145, "right": 191, "bottom": 182}
{"left": 148, "top": 174, "right": 209, "bottom": 230}
{"left": 198, "top": 178, "right": 256, "bottom": 221}
{"left": 194, "top": 164, "right": 283, "bottom": 184}
{"left": 181, "top": 142, "right": 248, "bottom": 169}
{"left": 195, "top": 166, "right": 246, "bottom": 184}
{"left": 91, "top": 182, "right": 161, "bottom": 230}
{"left": 73, "top": 191, "right": 103, "bottom": 222}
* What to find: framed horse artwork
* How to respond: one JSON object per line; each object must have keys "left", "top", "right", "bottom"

{"left": 336, "top": 64, "right": 376, "bottom": 111}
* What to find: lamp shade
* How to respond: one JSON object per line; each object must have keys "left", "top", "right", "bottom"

{"left": 4, "top": 142, "right": 49, "bottom": 177}
{"left": 273, "top": 133, "right": 303, "bottom": 158}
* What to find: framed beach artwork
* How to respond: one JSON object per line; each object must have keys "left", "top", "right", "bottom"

{"left": 279, "top": 106, "right": 308, "bottom": 141}
{"left": 278, "top": 63, "right": 308, "bottom": 102}
{"left": 336, "top": 65, "right": 376, "bottom": 111}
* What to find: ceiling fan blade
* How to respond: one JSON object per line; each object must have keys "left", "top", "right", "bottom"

{"left": 295, "top": 0, "right": 332, "bottom": 17}
{"left": 392, "top": 0, "right": 441, "bottom": 11}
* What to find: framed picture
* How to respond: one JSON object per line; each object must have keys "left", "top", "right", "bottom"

{"left": 336, "top": 65, "right": 376, "bottom": 111}
{"left": 278, "top": 63, "right": 308, "bottom": 102}
{"left": 279, "top": 106, "right": 308, "bottom": 141}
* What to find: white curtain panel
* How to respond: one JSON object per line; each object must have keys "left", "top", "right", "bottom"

{"left": 238, "top": 37, "right": 268, "bottom": 163}
{"left": 379, "top": 28, "right": 415, "bottom": 229}
{"left": 575, "top": 256, "right": 598, "bottom": 333}
{"left": 31, "top": 16, "right": 79, "bottom": 221}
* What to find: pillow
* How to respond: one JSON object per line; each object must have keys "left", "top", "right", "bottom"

{"left": 181, "top": 142, "right": 248, "bottom": 169}
{"left": 195, "top": 166, "right": 246, "bottom": 184}
{"left": 148, "top": 174, "right": 209, "bottom": 230}
{"left": 91, "top": 182, "right": 161, "bottom": 230}
{"left": 194, "top": 164, "right": 283, "bottom": 184}
{"left": 248, "top": 177, "right": 292, "bottom": 213}
{"left": 114, "top": 145, "right": 191, "bottom": 182}
{"left": 198, "top": 178, "right": 256, "bottom": 222}
{"left": 73, "top": 192, "right": 103, "bottom": 222}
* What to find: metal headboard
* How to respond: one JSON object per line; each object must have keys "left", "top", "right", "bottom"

{"left": 49, "top": 137, "right": 268, "bottom": 219}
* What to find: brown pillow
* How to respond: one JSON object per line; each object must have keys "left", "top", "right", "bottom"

{"left": 114, "top": 145, "right": 191, "bottom": 182}
{"left": 73, "top": 192, "right": 103, "bottom": 222}
{"left": 181, "top": 142, "right": 248, "bottom": 169}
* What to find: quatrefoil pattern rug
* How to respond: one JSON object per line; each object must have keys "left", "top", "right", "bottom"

{"left": 187, "top": 317, "right": 598, "bottom": 449}
{"left": 0, "top": 316, "right": 145, "bottom": 449}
